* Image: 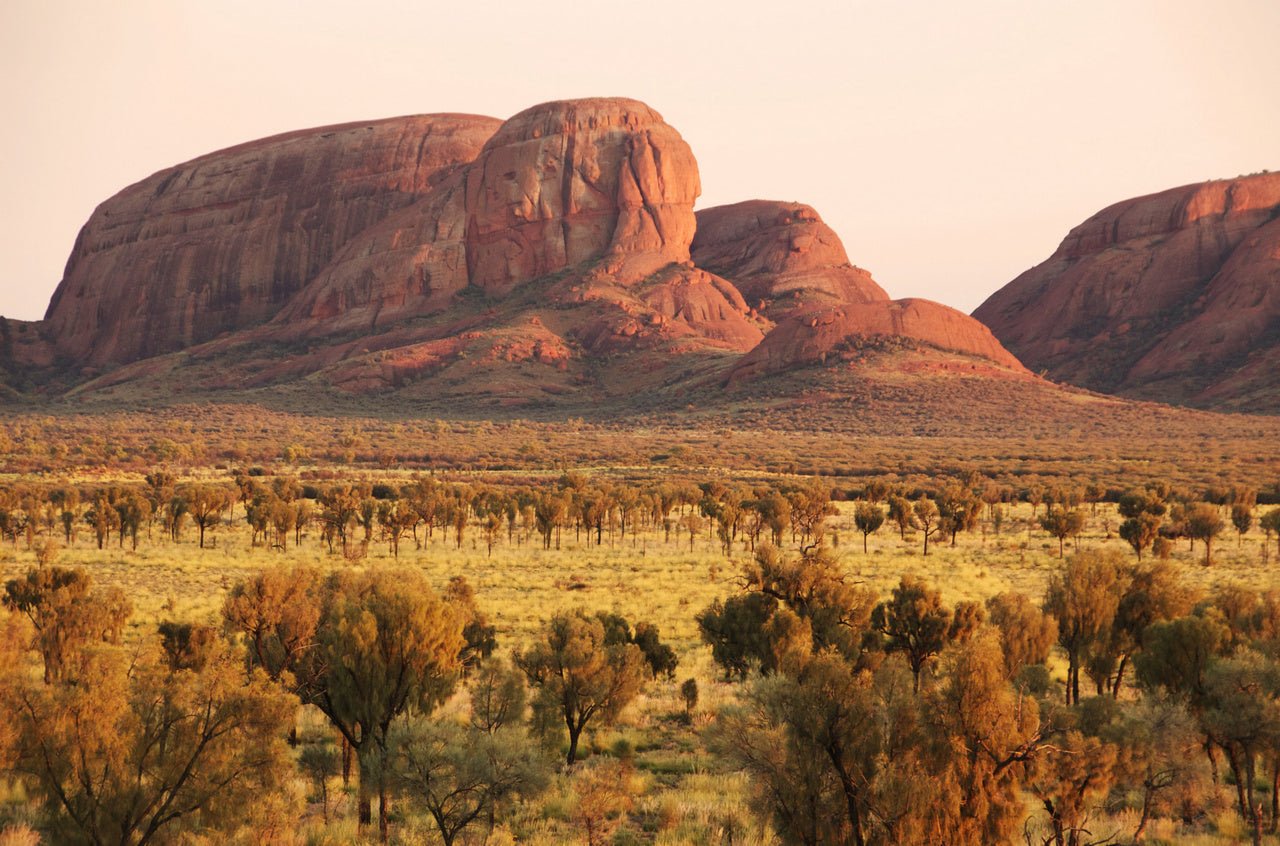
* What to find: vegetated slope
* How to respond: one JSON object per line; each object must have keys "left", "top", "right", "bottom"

{"left": 7, "top": 97, "right": 1076, "bottom": 425}
{"left": 974, "top": 172, "right": 1280, "bottom": 413}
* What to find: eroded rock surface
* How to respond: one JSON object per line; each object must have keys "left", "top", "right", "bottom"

{"left": 975, "top": 173, "right": 1280, "bottom": 411}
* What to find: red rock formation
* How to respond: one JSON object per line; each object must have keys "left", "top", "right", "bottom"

{"left": 269, "top": 171, "right": 473, "bottom": 338}
{"left": 44, "top": 113, "right": 501, "bottom": 367}
{"left": 974, "top": 172, "right": 1280, "bottom": 411}
{"left": 731, "top": 299, "right": 1027, "bottom": 384}
{"left": 692, "top": 200, "right": 888, "bottom": 317}
{"left": 24, "top": 97, "right": 1031, "bottom": 409}
{"left": 464, "top": 98, "right": 699, "bottom": 297}
{"left": 274, "top": 99, "right": 709, "bottom": 338}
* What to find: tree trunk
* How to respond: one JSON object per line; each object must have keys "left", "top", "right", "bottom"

{"left": 359, "top": 789, "right": 372, "bottom": 828}
{"left": 566, "top": 719, "right": 582, "bottom": 765}
{"left": 1133, "top": 784, "right": 1153, "bottom": 842}
{"left": 379, "top": 780, "right": 391, "bottom": 843}
{"left": 1205, "top": 736, "right": 1220, "bottom": 784}
{"left": 1269, "top": 754, "right": 1279, "bottom": 835}
{"left": 834, "top": 764, "right": 865, "bottom": 846}
{"left": 1224, "top": 746, "right": 1251, "bottom": 836}
{"left": 1112, "top": 654, "right": 1129, "bottom": 699}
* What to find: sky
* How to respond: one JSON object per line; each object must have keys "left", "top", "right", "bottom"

{"left": 1, "top": 0, "right": 1277, "bottom": 322}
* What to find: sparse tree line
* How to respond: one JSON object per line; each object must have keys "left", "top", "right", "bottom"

{"left": 1, "top": 538, "right": 1279, "bottom": 842}
{"left": 697, "top": 544, "right": 1280, "bottom": 846}
{"left": 0, "top": 560, "right": 680, "bottom": 845}
{"left": 1, "top": 471, "right": 1277, "bottom": 568}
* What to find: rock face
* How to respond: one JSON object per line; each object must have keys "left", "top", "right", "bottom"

{"left": 274, "top": 98, "right": 706, "bottom": 338}
{"left": 691, "top": 201, "right": 1024, "bottom": 387}
{"left": 44, "top": 114, "right": 502, "bottom": 367}
{"left": 22, "top": 97, "right": 1031, "bottom": 409}
{"left": 692, "top": 201, "right": 888, "bottom": 317}
{"left": 731, "top": 299, "right": 1027, "bottom": 384}
{"left": 974, "top": 173, "right": 1280, "bottom": 411}
{"left": 464, "top": 98, "right": 700, "bottom": 297}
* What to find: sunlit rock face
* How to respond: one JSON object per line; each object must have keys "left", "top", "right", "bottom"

{"left": 975, "top": 173, "right": 1280, "bottom": 411}
{"left": 44, "top": 114, "right": 501, "bottom": 367}
{"left": 31, "top": 96, "right": 1032, "bottom": 405}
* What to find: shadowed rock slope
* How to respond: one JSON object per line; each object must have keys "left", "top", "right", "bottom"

{"left": 975, "top": 173, "right": 1280, "bottom": 412}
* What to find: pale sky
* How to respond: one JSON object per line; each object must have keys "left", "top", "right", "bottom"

{"left": 2, "top": 0, "right": 1277, "bottom": 322}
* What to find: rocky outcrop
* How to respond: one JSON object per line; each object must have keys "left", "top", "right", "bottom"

{"left": 0, "top": 318, "right": 57, "bottom": 397}
{"left": 269, "top": 170, "right": 474, "bottom": 338}
{"left": 464, "top": 98, "right": 700, "bottom": 297}
{"left": 22, "top": 96, "right": 1034, "bottom": 410}
{"left": 692, "top": 200, "right": 887, "bottom": 318}
{"left": 974, "top": 173, "right": 1280, "bottom": 411}
{"left": 273, "top": 98, "right": 707, "bottom": 338}
{"left": 731, "top": 299, "right": 1027, "bottom": 384}
{"left": 44, "top": 114, "right": 501, "bottom": 367}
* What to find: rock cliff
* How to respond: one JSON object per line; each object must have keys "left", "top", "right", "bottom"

{"left": 44, "top": 114, "right": 501, "bottom": 367}
{"left": 974, "top": 173, "right": 1280, "bottom": 411}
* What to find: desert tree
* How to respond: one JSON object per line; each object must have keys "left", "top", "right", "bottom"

{"left": 1042, "top": 550, "right": 1125, "bottom": 705}
{"left": 1133, "top": 614, "right": 1228, "bottom": 706}
{"left": 913, "top": 496, "right": 939, "bottom": 556}
{"left": 922, "top": 629, "right": 1048, "bottom": 844}
{"left": 1260, "top": 508, "right": 1280, "bottom": 560}
{"left": 49, "top": 486, "right": 80, "bottom": 544}
{"left": 571, "top": 758, "right": 637, "bottom": 846}
{"left": 887, "top": 494, "right": 914, "bottom": 540}
{"left": 307, "top": 569, "right": 465, "bottom": 842}
{"left": 1039, "top": 505, "right": 1086, "bottom": 558}
{"left": 1200, "top": 650, "right": 1280, "bottom": 846}
{"left": 1119, "top": 511, "right": 1163, "bottom": 560}
{"left": 1231, "top": 502, "right": 1254, "bottom": 546}
{"left": 222, "top": 564, "right": 324, "bottom": 745}
{"left": 787, "top": 480, "right": 836, "bottom": 545}
{"left": 468, "top": 657, "right": 528, "bottom": 735}
{"left": 157, "top": 621, "right": 220, "bottom": 671}
{"left": 985, "top": 591, "right": 1059, "bottom": 680}
{"left": 936, "top": 484, "right": 981, "bottom": 547}
{"left": 680, "top": 678, "right": 699, "bottom": 717}
{"left": 743, "top": 544, "right": 878, "bottom": 663}
{"left": 1185, "top": 503, "right": 1226, "bottom": 566}
{"left": 184, "top": 484, "right": 230, "bottom": 549}
{"left": 83, "top": 490, "right": 119, "bottom": 550}
{"left": 696, "top": 592, "right": 778, "bottom": 680}
{"left": 1024, "top": 721, "right": 1120, "bottom": 846}
{"left": 3, "top": 566, "right": 131, "bottom": 683}
{"left": 516, "top": 609, "right": 646, "bottom": 765}
{"left": 6, "top": 636, "right": 295, "bottom": 846}
{"left": 443, "top": 575, "right": 497, "bottom": 672}
{"left": 872, "top": 576, "right": 954, "bottom": 692}
{"left": 1103, "top": 696, "right": 1214, "bottom": 843}
{"left": 853, "top": 502, "right": 884, "bottom": 553}
{"left": 712, "top": 651, "right": 882, "bottom": 845}
{"left": 391, "top": 663, "right": 549, "bottom": 845}
{"left": 317, "top": 484, "right": 362, "bottom": 554}
{"left": 1104, "top": 561, "right": 1195, "bottom": 698}
{"left": 535, "top": 492, "right": 566, "bottom": 550}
